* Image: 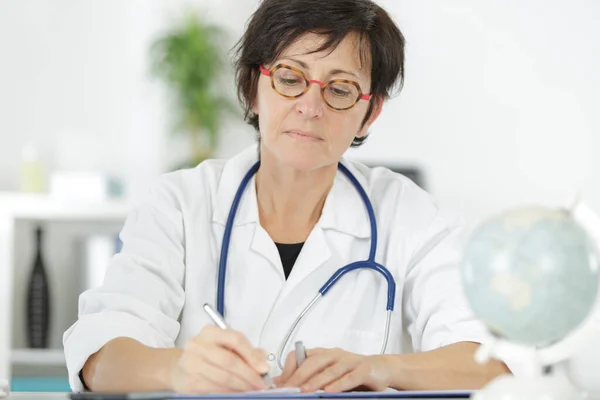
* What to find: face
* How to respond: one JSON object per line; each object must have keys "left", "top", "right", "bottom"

{"left": 252, "top": 32, "right": 383, "bottom": 172}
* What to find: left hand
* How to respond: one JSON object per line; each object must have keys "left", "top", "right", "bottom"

{"left": 276, "top": 348, "right": 391, "bottom": 393}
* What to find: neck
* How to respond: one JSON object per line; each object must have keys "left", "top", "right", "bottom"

{"left": 255, "top": 147, "right": 337, "bottom": 243}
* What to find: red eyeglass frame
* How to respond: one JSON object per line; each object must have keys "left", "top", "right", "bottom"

{"left": 259, "top": 64, "right": 372, "bottom": 111}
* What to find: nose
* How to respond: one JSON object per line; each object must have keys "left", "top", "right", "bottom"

{"left": 295, "top": 82, "right": 324, "bottom": 119}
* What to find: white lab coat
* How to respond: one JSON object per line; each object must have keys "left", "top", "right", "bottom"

{"left": 63, "top": 145, "right": 495, "bottom": 392}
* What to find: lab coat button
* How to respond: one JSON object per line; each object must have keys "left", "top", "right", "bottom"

{"left": 267, "top": 353, "right": 275, "bottom": 361}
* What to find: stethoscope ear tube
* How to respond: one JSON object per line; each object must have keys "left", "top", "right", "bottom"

{"left": 217, "top": 162, "right": 261, "bottom": 316}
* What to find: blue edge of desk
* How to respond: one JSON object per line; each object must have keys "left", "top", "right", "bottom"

{"left": 11, "top": 377, "right": 71, "bottom": 392}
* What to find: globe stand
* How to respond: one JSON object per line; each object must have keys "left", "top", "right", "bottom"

{"left": 471, "top": 338, "right": 584, "bottom": 400}
{"left": 472, "top": 373, "right": 582, "bottom": 400}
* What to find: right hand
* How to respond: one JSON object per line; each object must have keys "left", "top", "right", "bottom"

{"left": 168, "top": 325, "right": 270, "bottom": 393}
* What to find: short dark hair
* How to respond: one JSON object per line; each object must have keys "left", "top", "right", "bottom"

{"left": 233, "top": 0, "right": 406, "bottom": 147}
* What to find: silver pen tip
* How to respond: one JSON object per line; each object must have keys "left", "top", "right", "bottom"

{"left": 262, "top": 373, "right": 275, "bottom": 388}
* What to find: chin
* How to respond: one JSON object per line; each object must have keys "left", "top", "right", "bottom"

{"left": 277, "top": 148, "right": 332, "bottom": 172}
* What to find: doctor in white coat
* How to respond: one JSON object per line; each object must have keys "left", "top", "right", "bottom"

{"left": 63, "top": 0, "right": 510, "bottom": 394}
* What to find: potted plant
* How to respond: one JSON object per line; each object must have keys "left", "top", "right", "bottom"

{"left": 150, "top": 12, "right": 236, "bottom": 169}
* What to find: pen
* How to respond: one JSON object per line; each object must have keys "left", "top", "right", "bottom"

{"left": 294, "top": 341, "right": 307, "bottom": 368}
{"left": 203, "top": 303, "right": 275, "bottom": 388}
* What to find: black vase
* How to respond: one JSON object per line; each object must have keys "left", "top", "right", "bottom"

{"left": 26, "top": 226, "right": 51, "bottom": 348}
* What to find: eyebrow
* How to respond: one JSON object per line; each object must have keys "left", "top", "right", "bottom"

{"left": 281, "top": 57, "right": 361, "bottom": 80}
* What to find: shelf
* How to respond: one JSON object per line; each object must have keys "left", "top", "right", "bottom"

{"left": 0, "top": 192, "right": 134, "bottom": 221}
{"left": 11, "top": 349, "right": 65, "bottom": 366}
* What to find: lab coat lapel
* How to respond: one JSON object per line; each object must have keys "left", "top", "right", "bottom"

{"left": 234, "top": 178, "right": 283, "bottom": 275}
{"left": 250, "top": 224, "right": 284, "bottom": 276}
{"left": 278, "top": 225, "right": 331, "bottom": 300}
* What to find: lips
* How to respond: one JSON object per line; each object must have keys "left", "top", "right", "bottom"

{"left": 285, "top": 129, "right": 323, "bottom": 141}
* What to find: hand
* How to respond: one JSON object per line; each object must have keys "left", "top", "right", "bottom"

{"left": 168, "top": 325, "right": 270, "bottom": 393}
{"left": 277, "top": 347, "right": 390, "bottom": 393}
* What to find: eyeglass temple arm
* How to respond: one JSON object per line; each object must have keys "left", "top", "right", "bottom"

{"left": 259, "top": 65, "right": 271, "bottom": 76}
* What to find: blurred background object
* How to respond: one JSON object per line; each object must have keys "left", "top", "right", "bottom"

{"left": 18, "top": 144, "right": 46, "bottom": 194}
{"left": 150, "top": 11, "right": 237, "bottom": 169}
{"left": 462, "top": 202, "right": 600, "bottom": 398}
{"left": 77, "top": 234, "right": 122, "bottom": 292}
{"left": 26, "top": 226, "right": 51, "bottom": 350}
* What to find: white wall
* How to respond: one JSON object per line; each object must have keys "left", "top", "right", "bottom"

{"left": 353, "top": 0, "right": 600, "bottom": 237}
{"left": 1, "top": 0, "right": 599, "bottom": 233}
{"left": 0, "top": 0, "right": 258, "bottom": 201}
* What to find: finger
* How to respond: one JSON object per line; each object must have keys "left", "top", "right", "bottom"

{"left": 302, "top": 357, "right": 360, "bottom": 392}
{"left": 279, "top": 350, "right": 298, "bottom": 385}
{"left": 175, "top": 349, "right": 239, "bottom": 394}
{"left": 284, "top": 350, "right": 340, "bottom": 389}
{"left": 306, "top": 348, "right": 327, "bottom": 357}
{"left": 200, "top": 326, "right": 269, "bottom": 373}
{"left": 191, "top": 344, "right": 268, "bottom": 391}
{"left": 324, "top": 365, "right": 370, "bottom": 393}
{"left": 176, "top": 376, "right": 224, "bottom": 394}
{"left": 194, "top": 361, "right": 255, "bottom": 393}
{"left": 280, "top": 347, "right": 329, "bottom": 386}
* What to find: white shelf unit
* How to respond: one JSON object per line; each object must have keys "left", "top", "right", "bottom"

{"left": 0, "top": 192, "right": 134, "bottom": 384}
{"left": 0, "top": 192, "right": 133, "bottom": 221}
{"left": 11, "top": 349, "right": 66, "bottom": 367}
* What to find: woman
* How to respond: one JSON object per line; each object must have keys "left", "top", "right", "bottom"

{"left": 64, "top": 0, "right": 511, "bottom": 394}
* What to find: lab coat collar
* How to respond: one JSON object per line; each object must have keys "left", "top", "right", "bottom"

{"left": 212, "top": 145, "right": 371, "bottom": 239}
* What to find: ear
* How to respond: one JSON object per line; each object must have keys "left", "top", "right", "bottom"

{"left": 251, "top": 97, "right": 258, "bottom": 115}
{"left": 251, "top": 74, "right": 260, "bottom": 115}
{"left": 357, "top": 96, "right": 383, "bottom": 138}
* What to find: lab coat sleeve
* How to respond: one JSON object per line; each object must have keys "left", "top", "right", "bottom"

{"left": 402, "top": 208, "right": 526, "bottom": 375}
{"left": 402, "top": 208, "right": 487, "bottom": 352}
{"left": 63, "top": 175, "right": 186, "bottom": 392}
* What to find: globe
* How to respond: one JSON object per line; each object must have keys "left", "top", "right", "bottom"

{"left": 461, "top": 206, "right": 600, "bottom": 348}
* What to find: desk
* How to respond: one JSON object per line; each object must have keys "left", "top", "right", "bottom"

{"left": 5, "top": 393, "right": 464, "bottom": 400}
{"left": 7, "top": 394, "right": 68, "bottom": 400}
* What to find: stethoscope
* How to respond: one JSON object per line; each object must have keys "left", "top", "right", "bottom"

{"left": 216, "top": 161, "right": 396, "bottom": 369}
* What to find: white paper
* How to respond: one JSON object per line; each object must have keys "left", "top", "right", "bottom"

{"left": 244, "top": 388, "right": 302, "bottom": 396}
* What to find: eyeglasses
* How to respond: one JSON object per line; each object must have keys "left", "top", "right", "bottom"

{"left": 259, "top": 64, "right": 372, "bottom": 111}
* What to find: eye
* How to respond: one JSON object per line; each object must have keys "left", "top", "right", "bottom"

{"left": 274, "top": 69, "right": 305, "bottom": 87}
{"left": 277, "top": 77, "right": 302, "bottom": 86}
{"left": 328, "top": 84, "right": 353, "bottom": 98}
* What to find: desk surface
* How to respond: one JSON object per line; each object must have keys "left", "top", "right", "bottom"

{"left": 7, "top": 394, "right": 67, "bottom": 400}
{"left": 5, "top": 393, "right": 464, "bottom": 400}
